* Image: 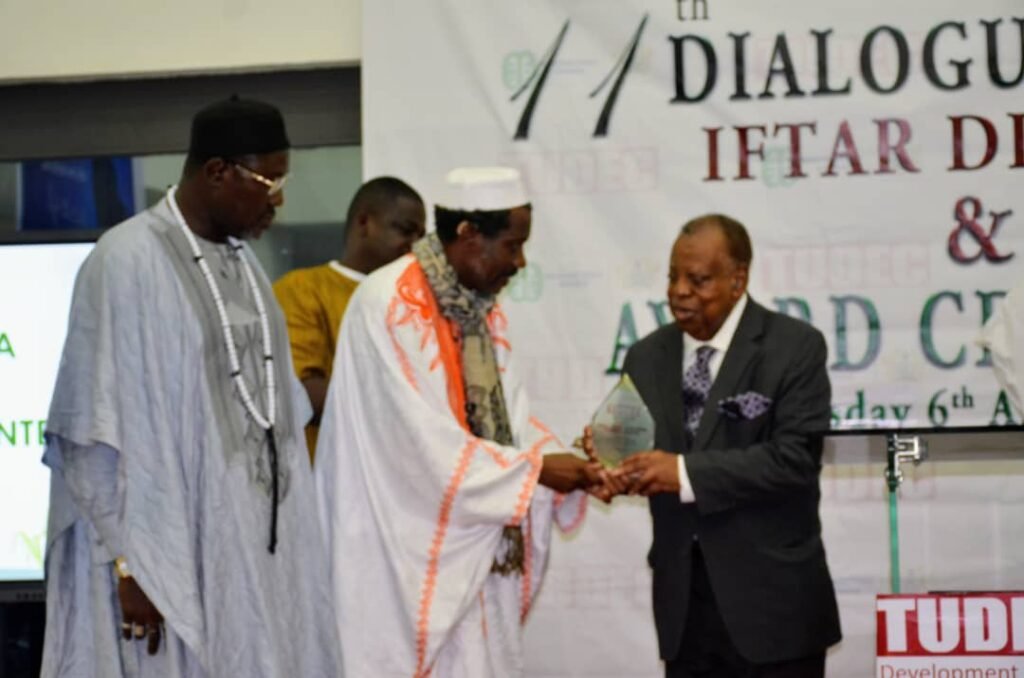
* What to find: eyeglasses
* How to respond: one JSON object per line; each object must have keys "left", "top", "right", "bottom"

{"left": 232, "top": 162, "right": 289, "bottom": 196}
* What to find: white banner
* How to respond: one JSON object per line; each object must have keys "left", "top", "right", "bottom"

{"left": 362, "top": 2, "right": 1024, "bottom": 675}
{"left": 0, "top": 243, "right": 93, "bottom": 581}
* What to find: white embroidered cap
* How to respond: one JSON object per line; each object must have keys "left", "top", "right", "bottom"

{"left": 442, "top": 166, "right": 529, "bottom": 211}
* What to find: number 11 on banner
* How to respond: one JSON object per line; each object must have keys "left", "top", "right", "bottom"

{"left": 511, "top": 15, "right": 649, "bottom": 140}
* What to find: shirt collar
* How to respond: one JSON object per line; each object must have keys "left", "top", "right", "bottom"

{"left": 683, "top": 294, "right": 749, "bottom": 357}
{"left": 329, "top": 260, "right": 367, "bottom": 283}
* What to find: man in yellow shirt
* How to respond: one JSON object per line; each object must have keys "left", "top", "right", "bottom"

{"left": 274, "top": 176, "right": 426, "bottom": 459}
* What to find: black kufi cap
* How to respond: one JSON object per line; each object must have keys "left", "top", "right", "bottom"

{"left": 188, "top": 95, "right": 290, "bottom": 160}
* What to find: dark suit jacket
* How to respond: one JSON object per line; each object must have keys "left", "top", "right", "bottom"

{"left": 623, "top": 299, "right": 841, "bottom": 665}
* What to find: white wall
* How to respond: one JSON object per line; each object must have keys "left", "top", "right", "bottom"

{"left": 0, "top": 0, "right": 361, "bottom": 83}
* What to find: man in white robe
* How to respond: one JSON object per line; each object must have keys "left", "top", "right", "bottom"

{"left": 317, "top": 167, "right": 605, "bottom": 677}
{"left": 41, "top": 98, "right": 340, "bottom": 677}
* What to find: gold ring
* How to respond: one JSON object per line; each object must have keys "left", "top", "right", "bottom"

{"left": 133, "top": 624, "right": 147, "bottom": 639}
{"left": 121, "top": 622, "right": 132, "bottom": 631}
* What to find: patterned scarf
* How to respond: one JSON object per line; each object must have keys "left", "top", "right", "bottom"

{"left": 413, "top": 233, "right": 523, "bottom": 575}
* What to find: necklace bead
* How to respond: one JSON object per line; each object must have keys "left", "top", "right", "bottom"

{"left": 166, "top": 187, "right": 276, "bottom": 431}
{"left": 166, "top": 187, "right": 282, "bottom": 553}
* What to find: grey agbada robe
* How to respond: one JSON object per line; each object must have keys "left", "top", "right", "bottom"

{"left": 40, "top": 196, "right": 341, "bottom": 677}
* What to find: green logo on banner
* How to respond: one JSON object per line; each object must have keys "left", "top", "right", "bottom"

{"left": 503, "top": 51, "right": 537, "bottom": 91}
{"left": 505, "top": 263, "right": 544, "bottom": 302}
{"left": 18, "top": 531, "right": 44, "bottom": 569}
{"left": 0, "top": 332, "right": 14, "bottom": 358}
{"left": 0, "top": 419, "right": 46, "bottom": 446}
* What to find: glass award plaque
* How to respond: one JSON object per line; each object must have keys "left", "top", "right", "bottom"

{"left": 590, "top": 374, "right": 655, "bottom": 467}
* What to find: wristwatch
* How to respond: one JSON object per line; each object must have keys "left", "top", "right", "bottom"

{"left": 113, "top": 556, "right": 131, "bottom": 580}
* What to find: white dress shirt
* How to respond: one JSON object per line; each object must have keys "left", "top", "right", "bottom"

{"left": 677, "top": 294, "right": 749, "bottom": 502}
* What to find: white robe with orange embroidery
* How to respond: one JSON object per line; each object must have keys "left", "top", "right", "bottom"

{"left": 316, "top": 254, "right": 586, "bottom": 678}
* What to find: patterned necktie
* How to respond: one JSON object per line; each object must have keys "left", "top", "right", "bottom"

{"left": 682, "top": 345, "right": 716, "bottom": 443}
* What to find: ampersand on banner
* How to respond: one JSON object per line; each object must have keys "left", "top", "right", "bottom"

{"left": 947, "top": 196, "right": 1014, "bottom": 264}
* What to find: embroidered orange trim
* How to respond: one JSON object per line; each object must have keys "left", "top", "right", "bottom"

{"left": 512, "top": 435, "right": 547, "bottom": 527}
{"left": 488, "top": 304, "right": 512, "bottom": 353}
{"left": 436, "top": 314, "right": 468, "bottom": 430}
{"left": 386, "top": 296, "right": 419, "bottom": 392}
{"left": 413, "top": 431, "right": 548, "bottom": 675}
{"left": 478, "top": 423, "right": 552, "bottom": 523}
{"left": 531, "top": 418, "right": 589, "bottom": 534}
{"left": 519, "top": 511, "right": 535, "bottom": 623}
{"left": 388, "top": 262, "right": 469, "bottom": 430}
{"left": 401, "top": 262, "right": 555, "bottom": 675}
{"left": 414, "top": 437, "right": 478, "bottom": 678}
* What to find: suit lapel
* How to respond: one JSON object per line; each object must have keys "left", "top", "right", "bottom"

{"left": 653, "top": 326, "right": 686, "bottom": 453}
{"left": 693, "top": 301, "right": 767, "bottom": 450}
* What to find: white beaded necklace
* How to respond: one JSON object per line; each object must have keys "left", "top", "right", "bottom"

{"left": 166, "top": 186, "right": 281, "bottom": 553}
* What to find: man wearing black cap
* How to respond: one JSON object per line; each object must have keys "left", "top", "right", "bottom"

{"left": 40, "top": 97, "right": 340, "bottom": 677}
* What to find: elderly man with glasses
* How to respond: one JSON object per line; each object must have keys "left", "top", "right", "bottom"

{"left": 40, "top": 96, "right": 340, "bottom": 677}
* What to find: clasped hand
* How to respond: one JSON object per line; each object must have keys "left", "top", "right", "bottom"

{"left": 538, "top": 427, "right": 680, "bottom": 502}
{"left": 578, "top": 426, "right": 680, "bottom": 499}
{"left": 538, "top": 452, "right": 617, "bottom": 499}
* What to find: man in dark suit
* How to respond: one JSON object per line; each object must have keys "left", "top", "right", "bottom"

{"left": 616, "top": 214, "right": 841, "bottom": 677}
